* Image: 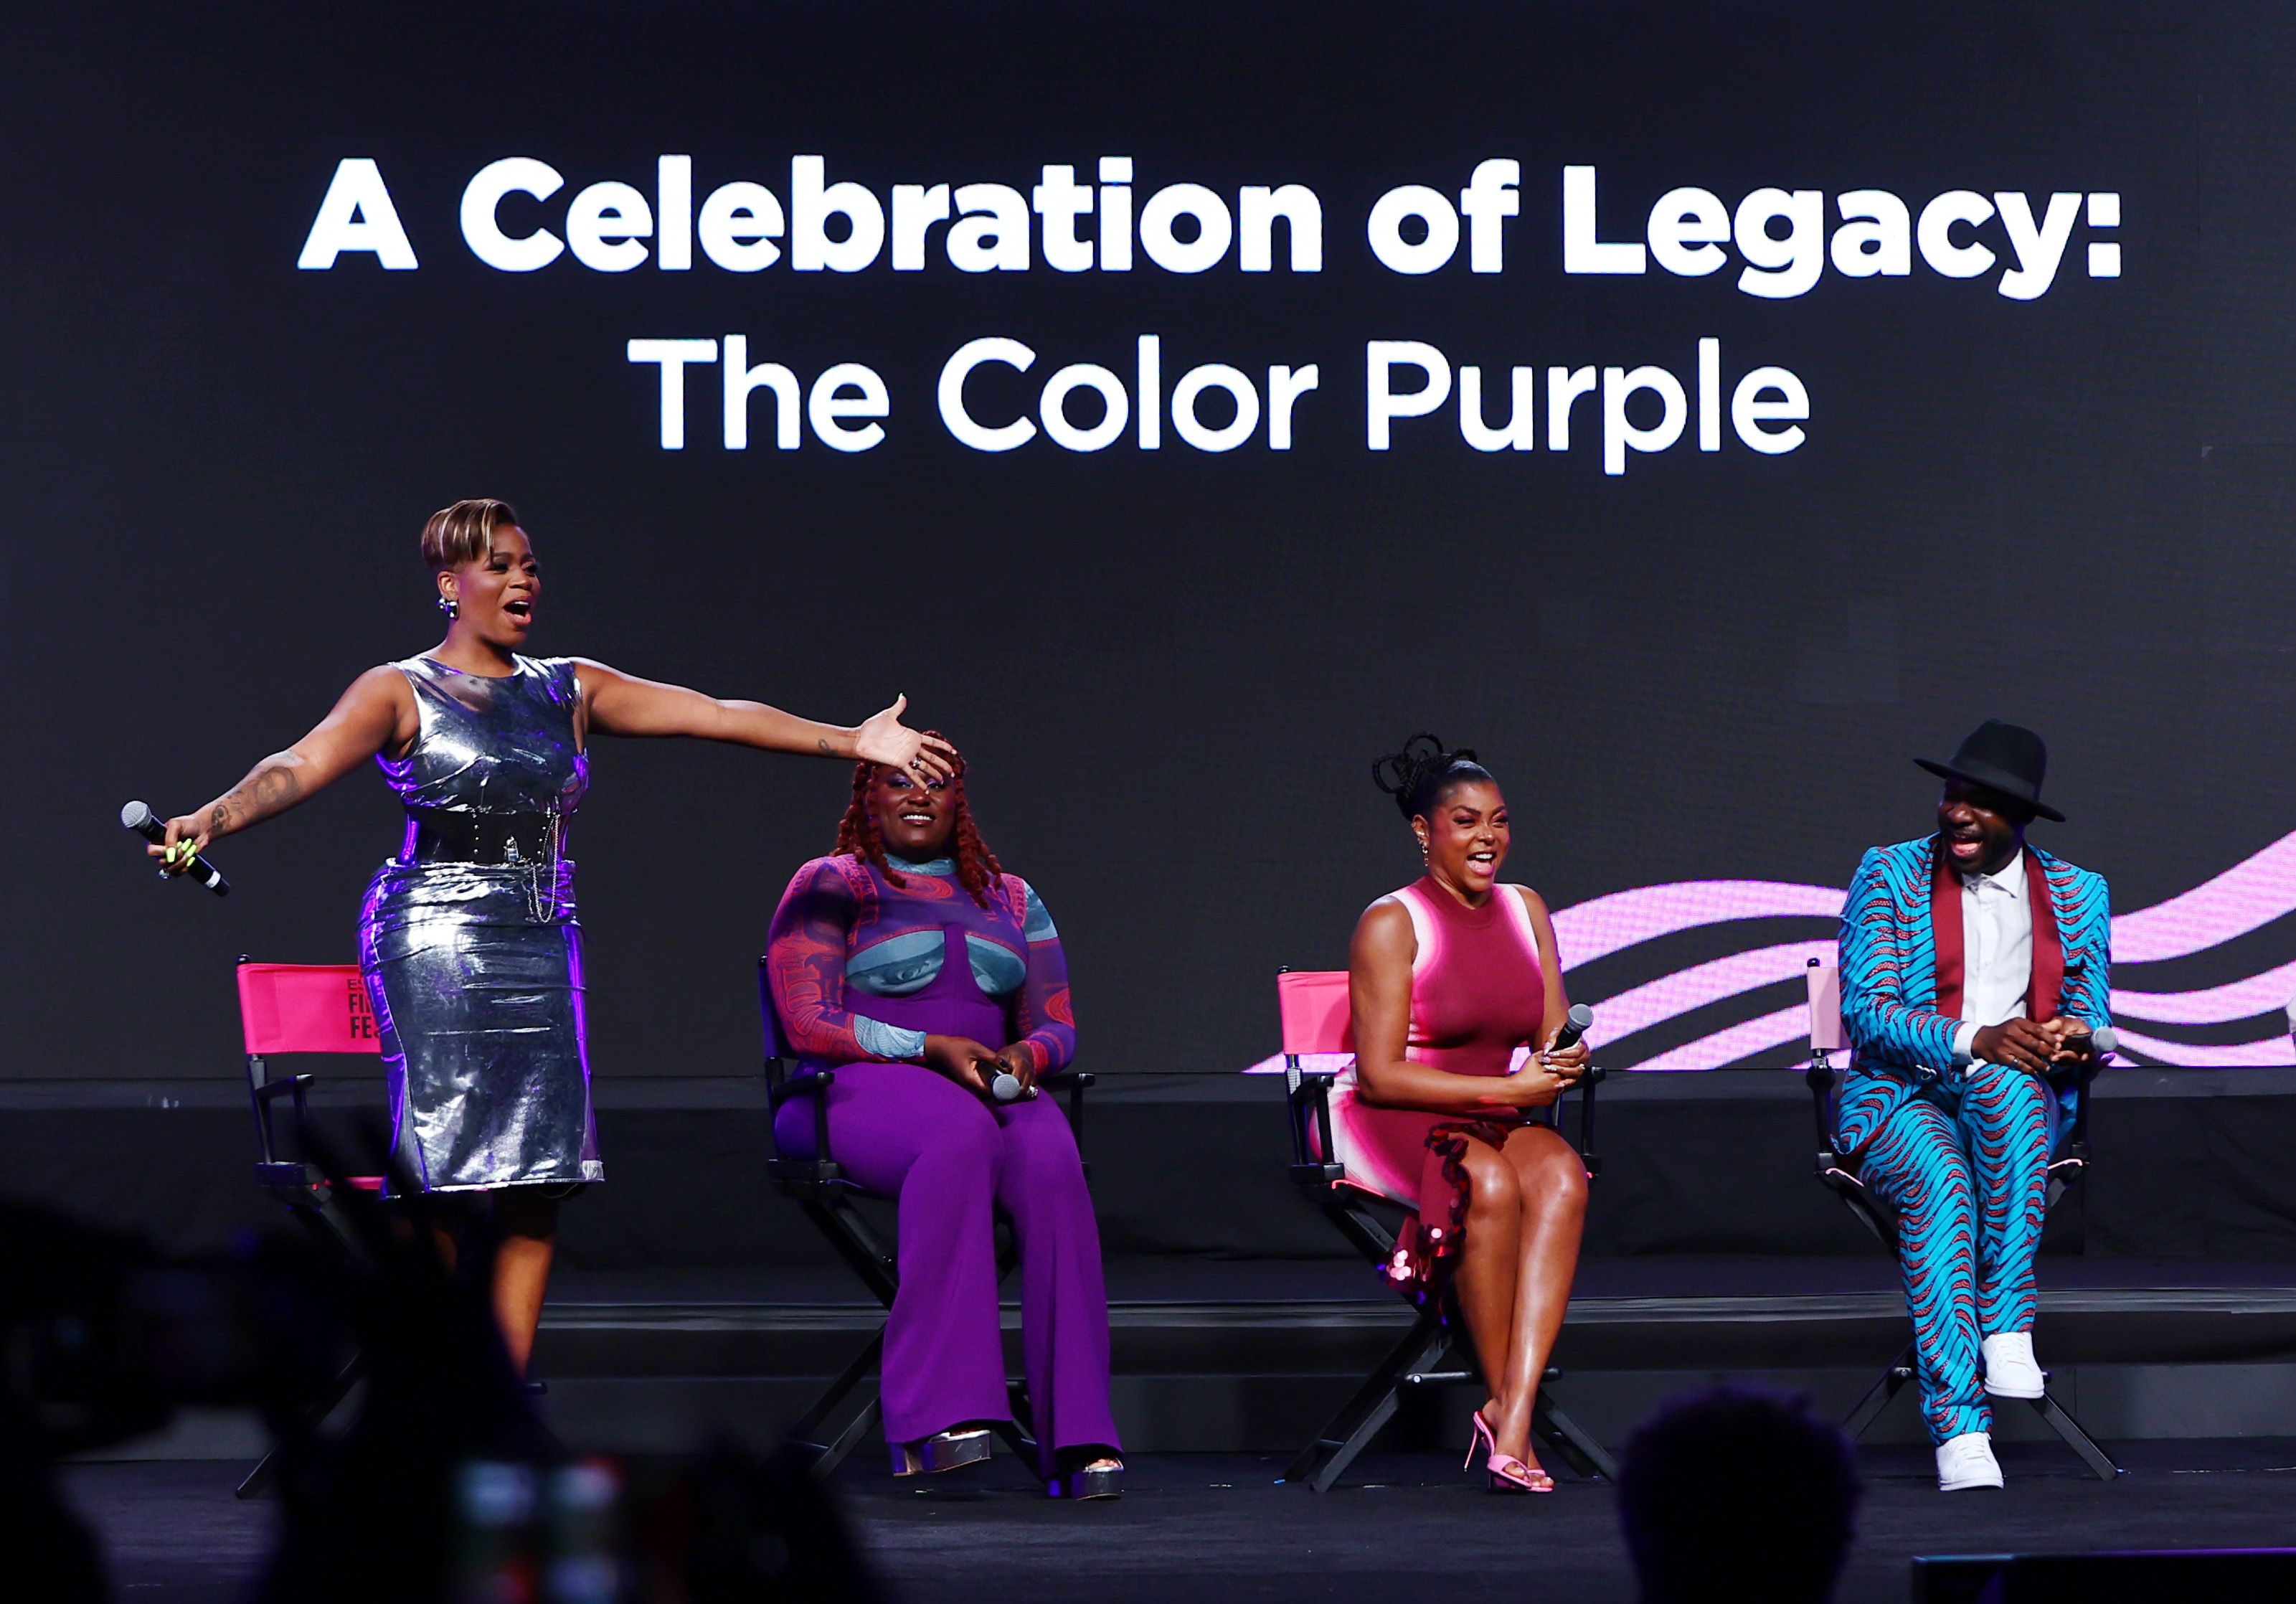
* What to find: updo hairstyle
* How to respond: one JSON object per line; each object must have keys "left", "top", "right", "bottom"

{"left": 1371, "top": 733, "right": 1496, "bottom": 822}
{"left": 421, "top": 499, "right": 521, "bottom": 572}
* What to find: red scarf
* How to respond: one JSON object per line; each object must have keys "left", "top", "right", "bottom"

{"left": 1930, "top": 839, "right": 2061, "bottom": 1024}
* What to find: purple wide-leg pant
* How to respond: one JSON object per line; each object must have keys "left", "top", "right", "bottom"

{"left": 778, "top": 1061, "right": 1119, "bottom": 1470}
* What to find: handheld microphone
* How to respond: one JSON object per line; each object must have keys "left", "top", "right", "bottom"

{"left": 2041, "top": 1025, "right": 2116, "bottom": 1066}
{"left": 991, "top": 1070, "right": 1024, "bottom": 1103}
{"left": 1549, "top": 1003, "right": 1595, "bottom": 1055}
{"left": 121, "top": 801, "right": 230, "bottom": 897}
{"left": 1514, "top": 1004, "right": 1595, "bottom": 1073}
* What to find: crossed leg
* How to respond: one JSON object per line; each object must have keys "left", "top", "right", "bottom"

{"left": 1957, "top": 1060, "right": 2053, "bottom": 1340}
{"left": 1859, "top": 1097, "right": 1989, "bottom": 1443}
{"left": 1442, "top": 1123, "right": 1589, "bottom": 1472}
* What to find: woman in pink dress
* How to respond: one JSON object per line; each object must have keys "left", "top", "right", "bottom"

{"left": 1334, "top": 735, "right": 1590, "bottom": 1493}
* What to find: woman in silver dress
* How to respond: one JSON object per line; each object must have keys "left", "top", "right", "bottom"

{"left": 152, "top": 498, "right": 953, "bottom": 1373}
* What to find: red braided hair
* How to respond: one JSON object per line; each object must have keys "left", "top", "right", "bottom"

{"left": 833, "top": 732, "right": 1005, "bottom": 907}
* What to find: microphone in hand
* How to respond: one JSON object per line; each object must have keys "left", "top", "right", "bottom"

{"left": 987, "top": 1045, "right": 1031, "bottom": 1102}
{"left": 121, "top": 801, "right": 230, "bottom": 897}
{"left": 1516, "top": 1003, "right": 1595, "bottom": 1077}
{"left": 1549, "top": 1003, "right": 1595, "bottom": 1055}
{"left": 2045, "top": 1020, "right": 2117, "bottom": 1063}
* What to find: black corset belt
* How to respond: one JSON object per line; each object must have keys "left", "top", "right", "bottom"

{"left": 402, "top": 808, "right": 565, "bottom": 866}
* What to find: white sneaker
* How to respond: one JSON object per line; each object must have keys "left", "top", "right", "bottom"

{"left": 1982, "top": 1331, "right": 2046, "bottom": 1399}
{"left": 1937, "top": 1431, "right": 2004, "bottom": 1491}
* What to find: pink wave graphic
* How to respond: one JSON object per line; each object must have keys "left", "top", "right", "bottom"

{"left": 1552, "top": 882, "right": 1844, "bottom": 965}
{"left": 1554, "top": 829, "right": 2296, "bottom": 1070}
{"left": 2113, "top": 959, "right": 2296, "bottom": 1027}
{"left": 1246, "top": 827, "right": 2296, "bottom": 1072}
{"left": 1583, "top": 940, "right": 1835, "bottom": 1050}
{"left": 1623, "top": 1003, "right": 1813, "bottom": 1074}
{"left": 2110, "top": 830, "right": 2296, "bottom": 963}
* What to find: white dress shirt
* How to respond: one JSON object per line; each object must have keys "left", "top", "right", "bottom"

{"left": 1950, "top": 849, "right": 2033, "bottom": 1064}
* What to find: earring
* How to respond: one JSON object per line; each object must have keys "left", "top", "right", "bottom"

{"left": 438, "top": 595, "right": 458, "bottom": 618}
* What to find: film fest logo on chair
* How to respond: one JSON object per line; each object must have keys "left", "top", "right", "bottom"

{"left": 346, "top": 978, "right": 379, "bottom": 1042}
{"left": 1246, "top": 828, "right": 2296, "bottom": 1075}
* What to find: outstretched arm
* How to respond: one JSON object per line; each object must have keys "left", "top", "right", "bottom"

{"left": 575, "top": 661, "right": 953, "bottom": 778}
{"left": 153, "top": 666, "right": 412, "bottom": 870}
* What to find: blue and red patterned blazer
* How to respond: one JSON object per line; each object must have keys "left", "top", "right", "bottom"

{"left": 1834, "top": 834, "right": 2110, "bottom": 1156}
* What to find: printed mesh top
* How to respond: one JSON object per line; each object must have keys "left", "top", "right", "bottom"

{"left": 765, "top": 853, "right": 1077, "bottom": 1075}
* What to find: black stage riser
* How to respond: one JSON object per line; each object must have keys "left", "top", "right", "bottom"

{"left": 15, "top": 1071, "right": 2296, "bottom": 1265}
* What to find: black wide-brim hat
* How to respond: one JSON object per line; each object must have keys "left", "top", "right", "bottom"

{"left": 1915, "top": 717, "right": 2064, "bottom": 822}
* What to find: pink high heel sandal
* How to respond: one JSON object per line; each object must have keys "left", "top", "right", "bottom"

{"left": 1467, "top": 1409, "right": 1556, "bottom": 1495}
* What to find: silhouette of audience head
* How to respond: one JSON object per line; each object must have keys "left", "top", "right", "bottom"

{"left": 1617, "top": 1385, "right": 1861, "bottom": 1604}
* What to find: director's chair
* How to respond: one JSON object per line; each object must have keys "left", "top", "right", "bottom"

{"left": 1275, "top": 968, "right": 1617, "bottom": 1491}
{"left": 1802, "top": 958, "right": 2118, "bottom": 1479}
{"left": 232, "top": 957, "right": 389, "bottom": 1498}
{"left": 757, "top": 958, "right": 1094, "bottom": 1479}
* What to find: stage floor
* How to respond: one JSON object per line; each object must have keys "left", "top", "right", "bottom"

{"left": 519, "top": 1255, "right": 2296, "bottom": 1450}
{"left": 63, "top": 1440, "right": 2296, "bottom": 1603}
{"left": 76, "top": 1255, "right": 2296, "bottom": 1464}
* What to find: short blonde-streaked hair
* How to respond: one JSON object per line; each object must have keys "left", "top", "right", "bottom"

{"left": 420, "top": 499, "right": 521, "bottom": 572}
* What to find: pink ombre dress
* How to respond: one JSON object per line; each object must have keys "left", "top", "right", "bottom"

{"left": 1330, "top": 877, "right": 1551, "bottom": 1290}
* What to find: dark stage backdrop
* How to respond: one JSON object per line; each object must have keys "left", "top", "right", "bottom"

{"left": 6, "top": 2, "right": 2295, "bottom": 1082}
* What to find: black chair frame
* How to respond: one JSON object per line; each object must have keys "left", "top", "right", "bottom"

{"left": 757, "top": 958, "right": 1093, "bottom": 1479}
{"left": 1803, "top": 999, "right": 2119, "bottom": 1481}
{"left": 233, "top": 956, "right": 374, "bottom": 1500}
{"left": 1279, "top": 987, "right": 1617, "bottom": 1492}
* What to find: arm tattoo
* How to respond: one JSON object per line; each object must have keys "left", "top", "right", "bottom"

{"left": 817, "top": 737, "right": 834, "bottom": 755}
{"left": 250, "top": 763, "right": 301, "bottom": 811}
{"left": 212, "top": 755, "right": 305, "bottom": 835}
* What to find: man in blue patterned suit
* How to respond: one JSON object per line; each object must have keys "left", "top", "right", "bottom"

{"left": 1836, "top": 719, "right": 2111, "bottom": 1491}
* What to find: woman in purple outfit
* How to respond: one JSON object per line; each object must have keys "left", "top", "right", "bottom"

{"left": 765, "top": 742, "right": 1123, "bottom": 1499}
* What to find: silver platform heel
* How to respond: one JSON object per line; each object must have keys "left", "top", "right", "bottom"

{"left": 1046, "top": 1452, "right": 1124, "bottom": 1500}
{"left": 891, "top": 1428, "right": 994, "bottom": 1477}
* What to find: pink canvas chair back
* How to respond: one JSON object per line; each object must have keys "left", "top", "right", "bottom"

{"left": 1277, "top": 969, "right": 1355, "bottom": 1056}
{"left": 236, "top": 963, "right": 383, "bottom": 1057}
{"left": 1805, "top": 961, "right": 1847, "bottom": 1056}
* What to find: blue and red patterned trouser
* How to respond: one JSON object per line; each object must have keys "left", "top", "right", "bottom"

{"left": 1855, "top": 1060, "right": 2054, "bottom": 1443}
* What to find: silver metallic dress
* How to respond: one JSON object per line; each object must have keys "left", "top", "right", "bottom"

{"left": 358, "top": 654, "right": 602, "bottom": 1192}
